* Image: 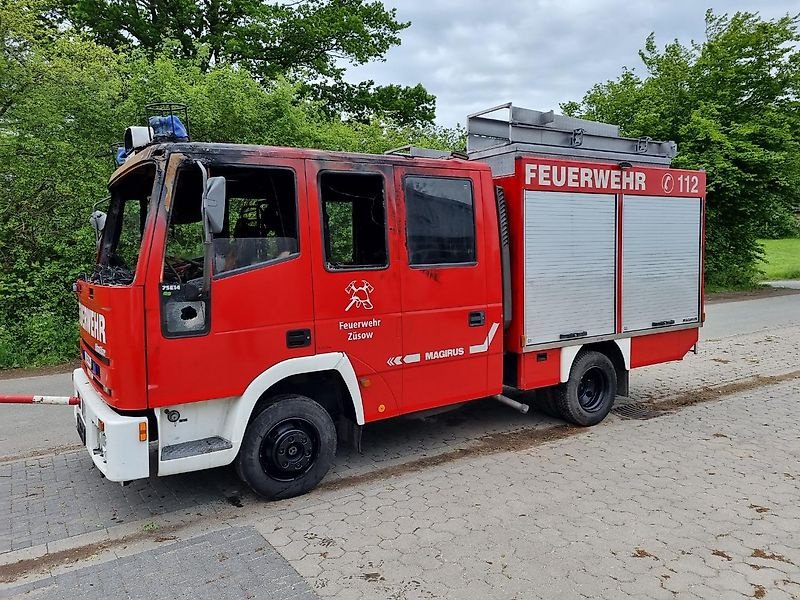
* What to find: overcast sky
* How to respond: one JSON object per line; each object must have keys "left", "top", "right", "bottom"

{"left": 345, "top": 1, "right": 799, "bottom": 127}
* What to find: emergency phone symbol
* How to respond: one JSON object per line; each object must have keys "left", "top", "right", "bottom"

{"left": 662, "top": 173, "right": 674, "bottom": 194}
{"left": 345, "top": 280, "right": 374, "bottom": 311}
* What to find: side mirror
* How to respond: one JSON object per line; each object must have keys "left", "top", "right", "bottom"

{"left": 90, "top": 210, "right": 107, "bottom": 243}
{"left": 203, "top": 176, "right": 226, "bottom": 235}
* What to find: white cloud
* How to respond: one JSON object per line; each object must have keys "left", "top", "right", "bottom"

{"left": 345, "top": 1, "right": 799, "bottom": 126}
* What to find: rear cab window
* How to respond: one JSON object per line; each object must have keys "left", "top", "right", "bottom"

{"left": 403, "top": 176, "right": 476, "bottom": 266}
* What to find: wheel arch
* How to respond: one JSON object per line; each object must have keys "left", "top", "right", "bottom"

{"left": 229, "top": 353, "right": 364, "bottom": 446}
{"left": 250, "top": 370, "right": 355, "bottom": 424}
{"left": 559, "top": 339, "right": 630, "bottom": 396}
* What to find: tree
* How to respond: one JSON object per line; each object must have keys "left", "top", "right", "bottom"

{"left": 0, "top": 0, "right": 461, "bottom": 367}
{"left": 305, "top": 80, "right": 436, "bottom": 127}
{"left": 563, "top": 11, "right": 800, "bottom": 287}
{"left": 56, "top": 0, "right": 435, "bottom": 125}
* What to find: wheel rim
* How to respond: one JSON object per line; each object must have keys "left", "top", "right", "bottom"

{"left": 259, "top": 418, "right": 319, "bottom": 482}
{"left": 577, "top": 366, "right": 609, "bottom": 413}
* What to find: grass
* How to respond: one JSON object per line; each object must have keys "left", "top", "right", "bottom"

{"left": 705, "top": 282, "right": 764, "bottom": 294}
{"left": 759, "top": 238, "right": 800, "bottom": 280}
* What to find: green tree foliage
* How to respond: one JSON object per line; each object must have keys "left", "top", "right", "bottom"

{"left": 562, "top": 11, "right": 800, "bottom": 287}
{"left": 0, "top": 0, "right": 461, "bottom": 368}
{"left": 55, "top": 0, "right": 436, "bottom": 126}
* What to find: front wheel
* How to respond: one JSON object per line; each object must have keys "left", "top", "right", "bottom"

{"left": 236, "top": 394, "right": 337, "bottom": 500}
{"left": 555, "top": 351, "right": 617, "bottom": 426}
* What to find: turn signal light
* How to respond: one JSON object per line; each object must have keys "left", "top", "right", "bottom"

{"left": 139, "top": 421, "right": 148, "bottom": 442}
{"left": 98, "top": 419, "right": 105, "bottom": 432}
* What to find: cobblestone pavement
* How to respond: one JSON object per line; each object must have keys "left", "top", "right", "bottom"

{"left": 2, "top": 327, "right": 798, "bottom": 555}
{"left": 1, "top": 324, "right": 799, "bottom": 599}
{"left": 261, "top": 378, "right": 800, "bottom": 600}
{"left": 2, "top": 527, "right": 317, "bottom": 600}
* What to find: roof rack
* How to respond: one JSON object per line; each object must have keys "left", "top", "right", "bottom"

{"left": 467, "top": 103, "right": 677, "bottom": 173}
{"left": 383, "top": 145, "right": 452, "bottom": 159}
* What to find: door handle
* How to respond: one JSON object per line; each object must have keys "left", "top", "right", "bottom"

{"left": 652, "top": 320, "right": 675, "bottom": 327}
{"left": 468, "top": 311, "right": 485, "bottom": 327}
{"left": 286, "top": 329, "right": 311, "bottom": 348}
{"left": 559, "top": 331, "right": 587, "bottom": 340}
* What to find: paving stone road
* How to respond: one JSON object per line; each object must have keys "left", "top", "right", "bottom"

{"left": 4, "top": 527, "right": 317, "bottom": 600}
{"left": 260, "top": 379, "right": 800, "bottom": 600}
{"left": 1, "top": 322, "right": 799, "bottom": 599}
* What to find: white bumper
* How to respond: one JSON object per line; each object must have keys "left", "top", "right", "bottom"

{"left": 72, "top": 368, "right": 150, "bottom": 482}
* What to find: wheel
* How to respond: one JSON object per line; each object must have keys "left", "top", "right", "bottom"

{"left": 236, "top": 394, "right": 337, "bottom": 500}
{"left": 555, "top": 351, "right": 617, "bottom": 426}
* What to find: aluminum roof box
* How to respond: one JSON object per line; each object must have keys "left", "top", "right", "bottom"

{"left": 467, "top": 103, "right": 677, "bottom": 176}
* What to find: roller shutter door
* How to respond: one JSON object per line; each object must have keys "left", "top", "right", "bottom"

{"left": 524, "top": 191, "right": 617, "bottom": 345}
{"left": 622, "top": 196, "right": 702, "bottom": 333}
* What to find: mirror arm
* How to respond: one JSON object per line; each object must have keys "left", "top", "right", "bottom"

{"left": 195, "top": 160, "right": 213, "bottom": 297}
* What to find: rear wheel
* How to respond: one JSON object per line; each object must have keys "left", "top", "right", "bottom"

{"left": 236, "top": 394, "right": 336, "bottom": 500}
{"left": 555, "top": 351, "right": 617, "bottom": 426}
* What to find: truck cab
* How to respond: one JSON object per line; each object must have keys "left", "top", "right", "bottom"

{"left": 75, "top": 137, "right": 503, "bottom": 498}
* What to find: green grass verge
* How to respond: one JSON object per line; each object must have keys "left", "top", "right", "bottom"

{"left": 705, "top": 283, "right": 765, "bottom": 294}
{"left": 759, "top": 238, "right": 800, "bottom": 280}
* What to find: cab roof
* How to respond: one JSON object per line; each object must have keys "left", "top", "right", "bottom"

{"left": 111, "top": 141, "right": 483, "bottom": 184}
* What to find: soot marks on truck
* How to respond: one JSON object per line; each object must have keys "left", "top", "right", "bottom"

{"left": 421, "top": 269, "right": 440, "bottom": 282}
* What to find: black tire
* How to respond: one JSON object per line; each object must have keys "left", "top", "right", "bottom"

{"left": 535, "top": 387, "right": 560, "bottom": 418}
{"left": 236, "top": 394, "right": 336, "bottom": 500}
{"left": 555, "top": 351, "right": 617, "bottom": 427}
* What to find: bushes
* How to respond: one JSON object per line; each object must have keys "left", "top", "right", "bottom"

{"left": 0, "top": 34, "right": 461, "bottom": 368}
{"left": 563, "top": 11, "right": 800, "bottom": 289}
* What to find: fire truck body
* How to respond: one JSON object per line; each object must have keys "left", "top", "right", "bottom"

{"left": 72, "top": 104, "right": 705, "bottom": 498}
{"left": 471, "top": 105, "right": 704, "bottom": 393}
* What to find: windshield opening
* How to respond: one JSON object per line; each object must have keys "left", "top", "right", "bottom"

{"left": 94, "top": 164, "right": 157, "bottom": 284}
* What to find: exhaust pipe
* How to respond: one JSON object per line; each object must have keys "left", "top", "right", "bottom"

{"left": 0, "top": 395, "right": 79, "bottom": 406}
{"left": 494, "top": 394, "right": 529, "bottom": 414}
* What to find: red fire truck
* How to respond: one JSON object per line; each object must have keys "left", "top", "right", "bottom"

{"left": 70, "top": 103, "right": 705, "bottom": 499}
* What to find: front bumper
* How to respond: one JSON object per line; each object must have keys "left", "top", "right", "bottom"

{"left": 72, "top": 368, "right": 150, "bottom": 482}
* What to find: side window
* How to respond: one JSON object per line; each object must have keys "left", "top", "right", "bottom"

{"left": 404, "top": 176, "right": 476, "bottom": 265}
{"left": 163, "top": 168, "right": 206, "bottom": 285}
{"left": 212, "top": 168, "right": 298, "bottom": 276}
{"left": 163, "top": 166, "right": 298, "bottom": 285}
{"left": 320, "top": 172, "right": 387, "bottom": 269}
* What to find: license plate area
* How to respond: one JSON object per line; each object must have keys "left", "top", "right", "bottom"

{"left": 76, "top": 414, "right": 87, "bottom": 446}
{"left": 83, "top": 350, "right": 101, "bottom": 377}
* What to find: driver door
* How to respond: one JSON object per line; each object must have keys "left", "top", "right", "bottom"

{"left": 144, "top": 154, "right": 315, "bottom": 407}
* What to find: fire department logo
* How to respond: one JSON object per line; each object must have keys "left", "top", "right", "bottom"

{"left": 345, "top": 280, "right": 374, "bottom": 312}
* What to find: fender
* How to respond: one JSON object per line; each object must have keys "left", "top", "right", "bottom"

{"left": 559, "top": 338, "right": 631, "bottom": 383}
{"left": 234, "top": 352, "right": 364, "bottom": 432}
{"left": 157, "top": 352, "right": 363, "bottom": 477}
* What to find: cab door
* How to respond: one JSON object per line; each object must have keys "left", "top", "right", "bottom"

{"left": 395, "top": 166, "right": 498, "bottom": 413}
{"left": 305, "top": 160, "right": 403, "bottom": 421}
{"left": 145, "top": 154, "right": 315, "bottom": 407}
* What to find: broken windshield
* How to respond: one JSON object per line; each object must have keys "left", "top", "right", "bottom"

{"left": 93, "top": 163, "right": 157, "bottom": 284}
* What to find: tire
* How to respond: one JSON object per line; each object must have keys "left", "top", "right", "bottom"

{"left": 236, "top": 394, "right": 337, "bottom": 500}
{"left": 555, "top": 351, "right": 617, "bottom": 427}
{"left": 535, "top": 387, "right": 560, "bottom": 418}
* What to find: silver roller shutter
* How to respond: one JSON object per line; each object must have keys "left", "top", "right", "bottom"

{"left": 622, "top": 196, "right": 702, "bottom": 333}
{"left": 523, "top": 191, "right": 617, "bottom": 346}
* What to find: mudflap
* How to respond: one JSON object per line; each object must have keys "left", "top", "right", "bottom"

{"left": 336, "top": 416, "right": 363, "bottom": 454}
